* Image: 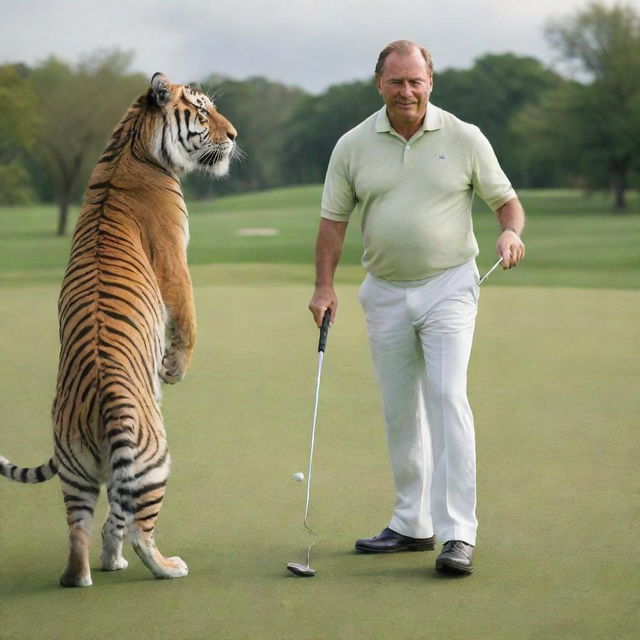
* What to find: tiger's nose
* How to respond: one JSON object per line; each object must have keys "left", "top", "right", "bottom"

{"left": 227, "top": 129, "right": 236, "bottom": 142}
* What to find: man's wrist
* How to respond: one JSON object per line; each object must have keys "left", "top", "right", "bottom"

{"left": 500, "top": 226, "right": 520, "bottom": 237}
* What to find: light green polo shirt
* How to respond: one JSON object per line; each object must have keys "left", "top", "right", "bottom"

{"left": 321, "top": 104, "right": 516, "bottom": 281}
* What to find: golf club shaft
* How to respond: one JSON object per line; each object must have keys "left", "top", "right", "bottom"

{"left": 303, "top": 310, "right": 331, "bottom": 534}
{"left": 478, "top": 256, "right": 504, "bottom": 286}
{"left": 303, "top": 349, "right": 323, "bottom": 532}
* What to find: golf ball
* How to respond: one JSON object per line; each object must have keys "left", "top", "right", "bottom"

{"left": 293, "top": 472, "right": 305, "bottom": 482}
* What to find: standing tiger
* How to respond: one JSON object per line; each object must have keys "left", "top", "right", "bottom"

{"left": 0, "top": 73, "right": 237, "bottom": 587}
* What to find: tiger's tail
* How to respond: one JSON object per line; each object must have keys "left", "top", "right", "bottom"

{"left": 0, "top": 455, "right": 58, "bottom": 483}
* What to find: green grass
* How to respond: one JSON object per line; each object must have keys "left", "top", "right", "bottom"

{"left": 0, "top": 187, "right": 639, "bottom": 638}
{"left": 0, "top": 279, "right": 638, "bottom": 639}
{"left": 0, "top": 186, "right": 638, "bottom": 287}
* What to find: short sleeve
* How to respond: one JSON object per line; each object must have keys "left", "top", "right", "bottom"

{"left": 321, "top": 137, "right": 357, "bottom": 222}
{"left": 471, "top": 130, "right": 517, "bottom": 211}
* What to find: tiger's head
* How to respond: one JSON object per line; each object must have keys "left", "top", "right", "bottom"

{"left": 147, "top": 73, "right": 238, "bottom": 177}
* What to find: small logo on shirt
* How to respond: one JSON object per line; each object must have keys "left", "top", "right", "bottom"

{"left": 437, "top": 154, "right": 447, "bottom": 160}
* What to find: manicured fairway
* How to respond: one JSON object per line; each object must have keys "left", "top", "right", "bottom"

{"left": 1, "top": 187, "right": 639, "bottom": 288}
{"left": 0, "top": 266, "right": 638, "bottom": 639}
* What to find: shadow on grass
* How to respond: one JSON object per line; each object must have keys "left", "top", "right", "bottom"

{"left": 309, "top": 549, "right": 471, "bottom": 582}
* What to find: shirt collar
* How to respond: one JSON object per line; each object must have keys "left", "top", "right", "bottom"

{"left": 375, "top": 103, "right": 443, "bottom": 134}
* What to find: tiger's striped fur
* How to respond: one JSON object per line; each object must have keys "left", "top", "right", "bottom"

{"left": 0, "top": 73, "right": 237, "bottom": 587}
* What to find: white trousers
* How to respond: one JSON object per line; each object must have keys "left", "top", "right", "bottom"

{"left": 358, "top": 260, "right": 479, "bottom": 545}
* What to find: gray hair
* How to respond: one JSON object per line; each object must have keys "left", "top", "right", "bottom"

{"left": 375, "top": 40, "right": 434, "bottom": 76}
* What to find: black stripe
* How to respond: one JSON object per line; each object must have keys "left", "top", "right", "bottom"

{"left": 134, "top": 495, "right": 164, "bottom": 512}
{"left": 135, "top": 511, "right": 159, "bottom": 522}
{"left": 104, "top": 401, "right": 136, "bottom": 415}
{"left": 101, "top": 308, "right": 140, "bottom": 332}
{"left": 134, "top": 450, "right": 168, "bottom": 479}
{"left": 107, "top": 426, "right": 133, "bottom": 438}
{"left": 58, "top": 472, "right": 99, "bottom": 496}
{"left": 112, "top": 457, "right": 133, "bottom": 470}
{"left": 119, "top": 480, "right": 166, "bottom": 499}
{"left": 54, "top": 433, "right": 98, "bottom": 485}
{"left": 111, "top": 440, "right": 136, "bottom": 454}
{"left": 67, "top": 505, "right": 95, "bottom": 516}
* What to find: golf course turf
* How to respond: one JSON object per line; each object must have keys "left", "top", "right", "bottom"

{"left": 0, "top": 187, "right": 638, "bottom": 639}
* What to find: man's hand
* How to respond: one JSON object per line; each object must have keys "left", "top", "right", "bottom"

{"left": 495, "top": 198, "right": 526, "bottom": 269}
{"left": 309, "top": 285, "right": 337, "bottom": 327}
{"left": 496, "top": 229, "right": 525, "bottom": 269}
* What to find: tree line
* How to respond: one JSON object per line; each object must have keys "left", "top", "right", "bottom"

{"left": 0, "top": 2, "right": 638, "bottom": 235}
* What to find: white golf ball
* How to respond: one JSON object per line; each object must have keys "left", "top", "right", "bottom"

{"left": 293, "top": 472, "right": 305, "bottom": 482}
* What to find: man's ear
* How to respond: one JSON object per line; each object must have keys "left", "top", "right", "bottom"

{"left": 150, "top": 72, "right": 172, "bottom": 106}
{"left": 375, "top": 74, "right": 383, "bottom": 95}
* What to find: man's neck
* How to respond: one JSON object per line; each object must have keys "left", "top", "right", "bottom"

{"left": 387, "top": 111, "right": 426, "bottom": 141}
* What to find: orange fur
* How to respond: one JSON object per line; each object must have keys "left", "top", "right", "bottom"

{"left": 1, "top": 74, "right": 237, "bottom": 587}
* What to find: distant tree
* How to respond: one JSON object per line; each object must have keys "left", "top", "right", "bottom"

{"left": 281, "top": 80, "right": 381, "bottom": 184}
{"left": 183, "top": 76, "right": 308, "bottom": 197}
{"left": 434, "top": 54, "right": 564, "bottom": 186}
{"left": 511, "top": 80, "right": 588, "bottom": 189}
{"left": 543, "top": 1, "right": 640, "bottom": 211}
{"left": 279, "top": 57, "right": 562, "bottom": 190}
{"left": 28, "top": 51, "right": 146, "bottom": 235}
{"left": 0, "top": 64, "right": 40, "bottom": 204}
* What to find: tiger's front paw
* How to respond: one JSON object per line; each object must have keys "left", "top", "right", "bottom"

{"left": 159, "top": 349, "right": 189, "bottom": 384}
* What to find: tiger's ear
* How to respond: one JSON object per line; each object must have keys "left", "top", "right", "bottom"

{"left": 150, "top": 73, "right": 172, "bottom": 106}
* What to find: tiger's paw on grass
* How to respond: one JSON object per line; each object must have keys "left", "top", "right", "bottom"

{"left": 59, "top": 570, "right": 92, "bottom": 588}
{"left": 155, "top": 556, "right": 189, "bottom": 579}
{"left": 159, "top": 350, "right": 189, "bottom": 384}
{"left": 100, "top": 555, "right": 129, "bottom": 571}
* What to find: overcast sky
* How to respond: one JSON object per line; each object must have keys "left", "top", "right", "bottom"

{"left": 0, "top": 0, "right": 615, "bottom": 93}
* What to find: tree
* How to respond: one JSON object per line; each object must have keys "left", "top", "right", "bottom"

{"left": 434, "top": 54, "right": 564, "bottom": 187}
{"left": 0, "top": 64, "right": 40, "bottom": 204}
{"left": 281, "top": 80, "right": 381, "bottom": 185}
{"left": 278, "top": 57, "right": 562, "bottom": 190}
{"left": 183, "top": 76, "right": 307, "bottom": 197}
{"left": 545, "top": 1, "right": 640, "bottom": 211}
{"left": 28, "top": 51, "right": 146, "bottom": 235}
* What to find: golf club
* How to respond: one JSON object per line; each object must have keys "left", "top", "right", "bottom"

{"left": 286, "top": 309, "right": 331, "bottom": 578}
{"left": 478, "top": 256, "right": 504, "bottom": 286}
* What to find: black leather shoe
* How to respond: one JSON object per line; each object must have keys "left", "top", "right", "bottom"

{"left": 435, "top": 540, "right": 474, "bottom": 574}
{"left": 355, "top": 527, "right": 435, "bottom": 553}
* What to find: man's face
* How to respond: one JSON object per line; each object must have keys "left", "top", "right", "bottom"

{"left": 376, "top": 49, "right": 432, "bottom": 129}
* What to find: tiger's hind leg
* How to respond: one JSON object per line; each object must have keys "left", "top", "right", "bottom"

{"left": 108, "top": 441, "right": 188, "bottom": 580}
{"left": 100, "top": 492, "right": 128, "bottom": 571}
{"left": 125, "top": 457, "right": 188, "bottom": 580}
{"left": 129, "top": 486, "right": 189, "bottom": 578}
{"left": 104, "top": 393, "right": 187, "bottom": 579}
{"left": 59, "top": 475, "right": 100, "bottom": 587}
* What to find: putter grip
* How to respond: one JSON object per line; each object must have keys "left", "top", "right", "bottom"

{"left": 318, "top": 310, "right": 331, "bottom": 352}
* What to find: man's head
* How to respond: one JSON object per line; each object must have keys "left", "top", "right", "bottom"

{"left": 375, "top": 40, "right": 433, "bottom": 77}
{"left": 375, "top": 40, "right": 433, "bottom": 134}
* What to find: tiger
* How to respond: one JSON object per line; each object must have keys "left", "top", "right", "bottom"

{"left": 0, "top": 72, "right": 237, "bottom": 587}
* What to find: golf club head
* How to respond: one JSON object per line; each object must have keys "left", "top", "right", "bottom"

{"left": 286, "top": 562, "right": 316, "bottom": 577}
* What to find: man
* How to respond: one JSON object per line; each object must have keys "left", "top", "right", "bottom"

{"left": 308, "top": 40, "right": 525, "bottom": 575}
